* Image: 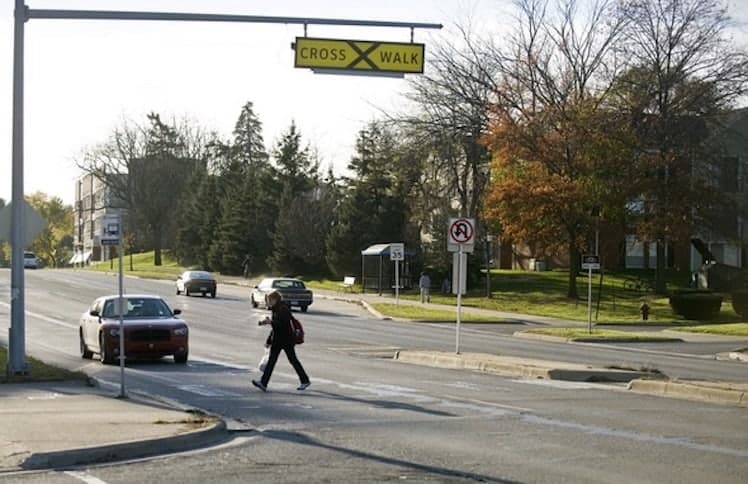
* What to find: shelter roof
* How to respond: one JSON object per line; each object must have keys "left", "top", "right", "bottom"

{"left": 361, "top": 243, "right": 416, "bottom": 256}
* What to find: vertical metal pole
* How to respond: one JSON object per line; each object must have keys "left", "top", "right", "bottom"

{"left": 456, "top": 245, "right": 463, "bottom": 354}
{"left": 395, "top": 260, "right": 399, "bottom": 306}
{"left": 118, "top": 225, "right": 126, "bottom": 398}
{"left": 587, "top": 266, "right": 593, "bottom": 334}
{"left": 8, "top": 0, "right": 28, "bottom": 376}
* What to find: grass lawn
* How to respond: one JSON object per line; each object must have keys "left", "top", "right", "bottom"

{"left": 343, "top": 269, "right": 747, "bottom": 326}
{"left": 371, "top": 303, "right": 511, "bottom": 323}
{"left": 671, "top": 323, "right": 748, "bottom": 337}
{"left": 85, "top": 251, "right": 187, "bottom": 280}
{"left": 521, "top": 327, "right": 679, "bottom": 341}
{"left": 0, "top": 346, "right": 88, "bottom": 383}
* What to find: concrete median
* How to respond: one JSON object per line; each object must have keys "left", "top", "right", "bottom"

{"left": 394, "top": 350, "right": 656, "bottom": 382}
{"left": 628, "top": 379, "right": 748, "bottom": 407}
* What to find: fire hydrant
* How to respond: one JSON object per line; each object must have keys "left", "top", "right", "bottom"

{"left": 639, "top": 301, "right": 651, "bottom": 321}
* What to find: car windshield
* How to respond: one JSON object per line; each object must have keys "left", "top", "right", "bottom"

{"left": 24, "top": 252, "right": 35, "bottom": 259}
{"left": 187, "top": 271, "right": 212, "bottom": 280}
{"left": 102, "top": 297, "right": 172, "bottom": 319}
{"left": 272, "top": 279, "right": 306, "bottom": 289}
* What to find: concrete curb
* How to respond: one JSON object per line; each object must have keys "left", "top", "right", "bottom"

{"left": 513, "top": 330, "right": 683, "bottom": 344}
{"left": 627, "top": 379, "right": 748, "bottom": 407}
{"left": 394, "top": 350, "right": 654, "bottom": 383}
{"left": 21, "top": 419, "right": 227, "bottom": 471}
{"left": 316, "top": 292, "right": 392, "bottom": 320}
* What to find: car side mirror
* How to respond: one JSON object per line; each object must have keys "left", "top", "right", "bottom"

{"left": 173, "top": 309, "right": 182, "bottom": 315}
{"left": 89, "top": 309, "right": 100, "bottom": 317}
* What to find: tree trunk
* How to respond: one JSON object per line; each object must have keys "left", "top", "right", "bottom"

{"left": 568, "top": 241, "right": 580, "bottom": 299}
{"left": 153, "top": 227, "right": 163, "bottom": 266}
{"left": 655, "top": 238, "right": 667, "bottom": 294}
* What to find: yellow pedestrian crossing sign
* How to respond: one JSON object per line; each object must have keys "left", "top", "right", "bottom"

{"left": 294, "top": 37, "right": 425, "bottom": 74}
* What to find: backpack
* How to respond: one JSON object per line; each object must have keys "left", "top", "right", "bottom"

{"left": 289, "top": 315, "right": 304, "bottom": 345}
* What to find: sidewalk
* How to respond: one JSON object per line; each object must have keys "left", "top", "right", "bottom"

{"left": 0, "top": 380, "right": 225, "bottom": 473}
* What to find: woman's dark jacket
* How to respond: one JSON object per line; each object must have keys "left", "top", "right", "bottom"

{"left": 266, "top": 301, "right": 293, "bottom": 347}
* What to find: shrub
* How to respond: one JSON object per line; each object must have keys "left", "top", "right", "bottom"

{"left": 731, "top": 289, "right": 748, "bottom": 317}
{"left": 669, "top": 290, "right": 722, "bottom": 320}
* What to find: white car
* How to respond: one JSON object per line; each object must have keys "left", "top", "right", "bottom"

{"left": 23, "top": 251, "right": 39, "bottom": 269}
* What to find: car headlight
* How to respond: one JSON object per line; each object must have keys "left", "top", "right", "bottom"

{"left": 173, "top": 327, "right": 188, "bottom": 336}
{"left": 108, "top": 328, "right": 120, "bottom": 337}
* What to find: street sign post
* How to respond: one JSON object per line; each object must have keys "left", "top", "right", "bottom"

{"left": 294, "top": 37, "right": 425, "bottom": 74}
{"left": 447, "top": 218, "right": 475, "bottom": 354}
{"left": 101, "top": 214, "right": 127, "bottom": 397}
{"left": 390, "top": 243, "right": 404, "bottom": 305}
{"left": 581, "top": 255, "right": 600, "bottom": 333}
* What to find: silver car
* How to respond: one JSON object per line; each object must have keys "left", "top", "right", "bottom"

{"left": 251, "top": 277, "right": 313, "bottom": 312}
{"left": 23, "top": 251, "right": 39, "bottom": 269}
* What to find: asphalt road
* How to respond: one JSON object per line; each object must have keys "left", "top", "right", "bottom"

{"left": 1, "top": 269, "right": 747, "bottom": 483}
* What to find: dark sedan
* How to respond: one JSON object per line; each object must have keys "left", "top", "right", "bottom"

{"left": 79, "top": 295, "right": 189, "bottom": 364}
{"left": 176, "top": 270, "right": 217, "bottom": 298}
{"left": 251, "top": 277, "right": 313, "bottom": 312}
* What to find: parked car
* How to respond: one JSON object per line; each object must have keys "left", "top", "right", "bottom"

{"left": 79, "top": 295, "right": 189, "bottom": 364}
{"left": 23, "top": 251, "right": 39, "bottom": 269}
{"left": 251, "top": 277, "right": 313, "bottom": 312}
{"left": 176, "top": 270, "right": 217, "bottom": 298}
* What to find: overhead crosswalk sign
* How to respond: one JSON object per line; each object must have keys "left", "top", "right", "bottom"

{"left": 294, "top": 37, "right": 425, "bottom": 74}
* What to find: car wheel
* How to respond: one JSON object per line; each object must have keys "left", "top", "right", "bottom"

{"left": 80, "top": 331, "right": 93, "bottom": 359}
{"left": 251, "top": 295, "right": 258, "bottom": 308}
{"left": 174, "top": 351, "right": 188, "bottom": 364}
{"left": 210, "top": 291, "right": 216, "bottom": 298}
{"left": 301, "top": 305, "right": 309, "bottom": 313}
{"left": 185, "top": 287, "right": 190, "bottom": 297}
{"left": 176, "top": 285, "right": 181, "bottom": 295}
{"left": 99, "top": 334, "right": 115, "bottom": 365}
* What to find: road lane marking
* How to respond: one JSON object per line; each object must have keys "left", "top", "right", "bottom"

{"left": 176, "top": 384, "right": 243, "bottom": 397}
{"left": 0, "top": 301, "right": 77, "bottom": 329}
{"left": 64, "top": 471, "right": 108, "bottom": 484}
{"left": 522, "top": 414, "right": 748, "bottom": 458}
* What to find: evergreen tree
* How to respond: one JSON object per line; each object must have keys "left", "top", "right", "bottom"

{"left": 267, "top": 122, "right": 325, "bottom": 274}
{"left": 326, "top": 122, "right": 409, "bottom": 277}
{"left": 208, "top": 101, "right": 272, "bottom": 273}
{"left": 174, "top": 164, "right": 220, "bottom": 268}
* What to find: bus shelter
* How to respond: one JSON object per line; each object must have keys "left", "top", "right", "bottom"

{"left": 361, "top": 243, "right": 416, "bottom": 295}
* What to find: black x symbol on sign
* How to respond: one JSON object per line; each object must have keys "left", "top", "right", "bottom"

{"left": 346, "top": 41, "right": 380, "bottom": 70}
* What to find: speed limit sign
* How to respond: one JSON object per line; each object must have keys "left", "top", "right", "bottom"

{"left": 390, "top": 243, "right": 404, "bottom": 261}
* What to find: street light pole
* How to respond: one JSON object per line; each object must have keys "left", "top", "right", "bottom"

{"left": 8, "top": 0, "right": 28, "bottom": 376}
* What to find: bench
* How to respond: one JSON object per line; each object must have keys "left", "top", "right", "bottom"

{"left": 339, "top": 276, "right": 356, "bottom": 292}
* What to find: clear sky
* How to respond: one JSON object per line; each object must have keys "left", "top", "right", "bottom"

{"left": 1, "top": 1, "right": 746, "bottom": 206}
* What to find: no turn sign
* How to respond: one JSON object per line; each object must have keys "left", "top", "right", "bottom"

{"left": 448, "top": 218, "right": 475, "bottom": 246}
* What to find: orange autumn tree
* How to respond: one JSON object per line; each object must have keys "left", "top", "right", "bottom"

{"left": 483, "top": 103, "right": 632, "bottom": 299}
{"left": 479, "top": 0, "right": 632, "bottom": 299}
